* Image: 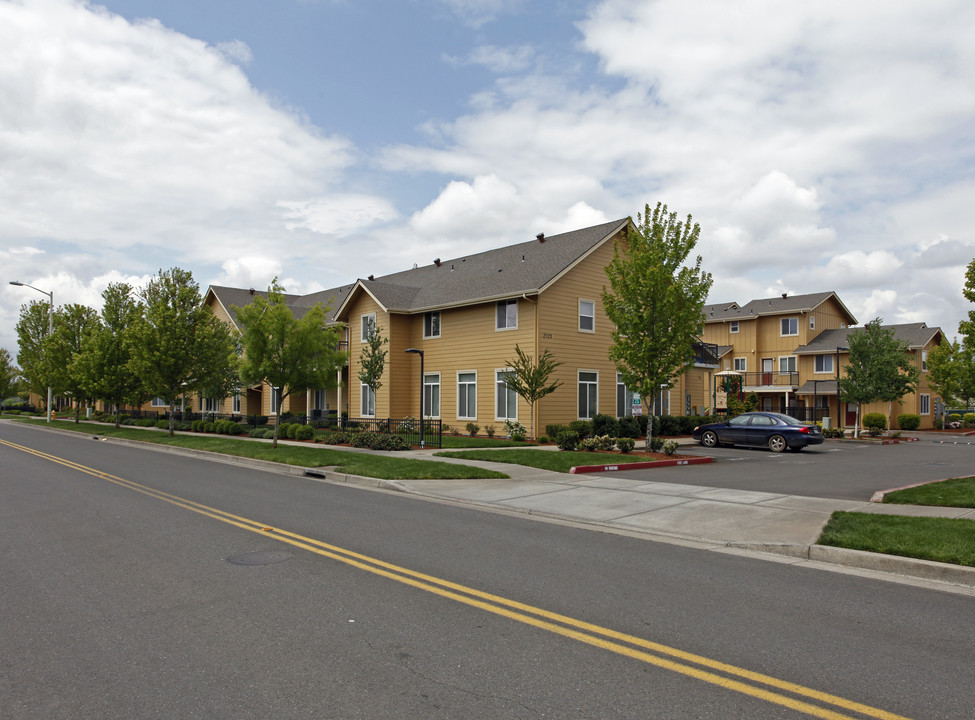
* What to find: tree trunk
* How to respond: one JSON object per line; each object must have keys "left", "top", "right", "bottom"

{"left": 854, "top": 404, "right": 861, "bottom": 439}
{"left": 645, "top": 398, "right": 655, "bottom": 451}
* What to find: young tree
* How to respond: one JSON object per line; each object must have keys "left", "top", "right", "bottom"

{"left": 15, "top": 299, "right": 53, "bottom": 407}
{"left": 503, "top": 344, "right": 562, "bottom": 440}
{"left": 357, "top": 321, "right": 388, "bottom": 416}
{"left": 46, "top": 303, "right": 102, "bottom": 421}
{"left": 129, "top": 268, "right": 239, "bottom": 437}
{"left": 837, "top": 318, "right": 920, "bottom": 436}
{"left": 234, "top": 280, "right": 345, "bottom": 448}
{"left": 602, "top": 202, "right": 713, "bottom": 449}
{"left": 73, "top": 283, "right": 146, "bottom": 428}
{"left": 927, "top": 339, "right": 975, "bottom": 412}
{"left": 0, "top": 347, "right": 18, "bottom": 401}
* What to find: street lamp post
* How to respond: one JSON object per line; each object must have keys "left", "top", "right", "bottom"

{"left": 404, "top": 348, "right": 424, "bottom": 448}
{"left": 9, "top": 281, "right": 54, "bottom": 422}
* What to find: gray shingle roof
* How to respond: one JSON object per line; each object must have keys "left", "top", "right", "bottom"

{"left": 346, "top": 218, "right": 629, "bottom": 313}
{"left": 704, "top": 291, "right": 855, "bottom": 323}
{"left": 207, "top": 284, "right": 352, "bottom": 327}
{"left": 793, "top": 323, "right": 942, "bottom": 354}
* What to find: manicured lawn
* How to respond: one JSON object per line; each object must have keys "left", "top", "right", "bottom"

{"left": 818, "top": 511, "right": 975, "bottom": 567}
{"left": 882, "top": 477, "right": 975, "bottom": 508}
{"left": 435, "top": 448, "right": 663, "bottom": 473}
{"left": 10, "top": 418, "right": 508, "bottom": 480}
{"left": 440, "top": 435, "right": 537, "bottom": 449}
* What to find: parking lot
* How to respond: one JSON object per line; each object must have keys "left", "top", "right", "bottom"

{"left": 617, "top": 438, "right": 975, "bottom": 501}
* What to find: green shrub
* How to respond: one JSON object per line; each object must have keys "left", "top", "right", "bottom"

{"left": 545, "top": 424, "right": 568, "bottom": 438}
{"left": 568, "top": 420, "right": 592, "bottom": 438}
{"left": 896, "top": 414, "right": 920, "bottom": 431}
{"left": 503, "top": 420, "right": 527, "bottom": 441}
{"left": 295, "top": 424, "right": 315, "bottom": 441}
{"left": 578, "top": 437, "right": 600, "bottom": 452}
{"left": 465, "top": 421, "right": 480, "bottom": 437}
{"left": 822, "top": 426, "right": 845, "bottom": 438}
{"left": 537, "top": 435, "right": 550, "bottom": 444}
{"left": 592, "top": 414, "right": 620, "bottom": 437}
{"left": 965, "top": 413, "right": 975, "bottom": 426}
{"left": 555, "top": 430, "right": 579, "bottom": 451}
{"left": 191, "top": 420, "right": 204, "bottom": 432}
{"left": 618, "top": 417, "right": 641, "bottom": 438}
{"left": 485, "top": 425, "right": 496, "bottom": 438}
{"left": 616, "top": 437, "right": 635, "bottom": 453}
{"left": 203, "top": 421, "right": 216, "bottom": 433}
{"left": 136, "top": 418, "right": 157, "bottom": 427}
{"left": 248, "top": 428, "right": 266, "bottom": 438}
{"left": 662, "top": 440, "right": 680, "bottom": 456}
{"left": 175, "top": 422, "right": 193, "bottom": 432}
{"left": 655, "top": 415, "right": 682, "bottom": 437}
{"left": 155, "top": 420, "right": 169, "bottom": 430}
{"left": 649, "top": 436, "right": 664, "bottom": 452}
{"left": 948, "top": 413, "right": 961, "bottom": 422}
{"left": 863, "top": 413, "right": 887, "bottom": 436}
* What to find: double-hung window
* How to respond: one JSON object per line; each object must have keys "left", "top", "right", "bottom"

{"left": 730, "top": 321, "right": 739, "bottom": 333}
{"left": 779, "top": 356, "right": 797, "bottom": 374}
{"left": 780, "top": 317, "right": 798, "bottom": 336}
{"left": 922, "top": 351, "right": 928, "bottom": 372}
{"left": 496, "top": 300, "right": 517, "bottom": 330}
{"left": 232, "top": 393, "right": 241, "bottom": 414}
{"left": 423, "top": 373, "right": 440, "bottom": 418}
{"left": 361, "top": 313, "right": 376, "bottom": 342}
{"left": 360, "top": 383, "right": 375, "bottom": 417}
{"left": 579, "top": 300, "right": 595, "bottom": 333}
{"left": 496, "top": 370, "right": 517, "bottom": 419}
{"left": 458, "top": 372, "right": 476, "bottom": 419}
{"left": 920, "top": 394, "right": 930, "bottom": 415}
{"left": 814, "top": 355, "right": 834, "bottom": 373}
{"left": 424, "top": 311, "right": 441, "bottom": 339}
{"left": 578, "top": 371, "right": 598, "bottom": 419}
{"left": 203, "top": 397, "right": 220, "bottom": 413}
{"left": 733, "top": 357, "right": 747, "bottom": 372}
{"left": 616, "top": 373, "right": 634, "bottom": 418}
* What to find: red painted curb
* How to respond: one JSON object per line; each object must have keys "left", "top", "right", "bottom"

{"left": 569, "top": 456, "right": 714, "bottom": 474}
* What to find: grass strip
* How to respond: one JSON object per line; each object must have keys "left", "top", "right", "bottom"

{"left": 435, "top": 448, "right": 663, "bottom": 473}
{"left": 11, "top": 418, "right": 508, "bottom": 480}
{"left": 882, "top": 477, "right": 975, "bottom": 508}
{"left": 818, "top": 511, "right": 975, "bottom": 567}
{"left": 440, "top": 435, "right": 535, "bottom": 449}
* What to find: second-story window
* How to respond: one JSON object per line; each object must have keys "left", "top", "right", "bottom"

{"left": 779, "top": 356, "right": 797, "bottom": 373}
{"left": 496, "top": 299, "right": 517, "bottom": 330}
{"left": 579, "top": 300, "right": 595, "bottom": 332}
{"left": 361, "top": 313, "right": 376, "bottom": 342}
{"left": 781, "top": 317, "right": 798, "bottom": 336}
{"left": 424, "top": 311, "right": 441, "bottom": 338}
{"left": 733, "top": 357, "right": 747, "bottom": 371}
{"left": 730, "top": 321, "right": 739, "bottom": 333}
{"left": 814, "top": 355, "right": 834, "bottom": 373}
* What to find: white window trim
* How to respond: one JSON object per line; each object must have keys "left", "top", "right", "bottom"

{"left": 733, "top": 357, "right": 747, "bottom": 372}
{"left": 729, "top": 321, "right": 739, "bottom": 334}
{"left": 780, "top": 317, "right": 799, "bottom": 336}
{"left": 232, "top": 393, "right": 241, "bottom": 414}
{"left": 457, "top": 370, "right": 477, "bottom": 420}
{"left": 423, "top": 372, "right": 441, "bottom": 419}
{"left": 778, "top": 355, "right": 797, "bottom": 373}
{"left": 423, "top": 311, "right": 441, "bottom": 339}
{"left": 151, "top": 397, "right": 167, "bottom": 407}
{"left": 814, "top": 354, "right": 834, "bottom": 374}
{"left": 495, "top": 368, "right": 517, "bottom": 420}
{"left": 360, "top": 382, "right": 376, "bottom": 417}
{"left": 496, "top": 299, "right": 518, "bottom": 331}
{"left": 921, "top": 350, "right": 928, "bottom": 372}
{"left": 360, "top": 313, "right": 376, "bottom": 343}
{"left": 810, "top": 315, "right": 816, "bottom": 330}
{"left": 578, "top": 369, "right": 599, "bottom": 420}
{"left": 920, "top": 393, "right": 930, "bottom": 415}
{"left": 269, "top": 386, "right": 280, "bottom": 415}
{"left": 578, "top": 299, "right": 595, "bottom": 333}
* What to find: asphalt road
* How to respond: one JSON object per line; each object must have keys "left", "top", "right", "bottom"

{"left": 620, "top": 438, "right": 975, "bottom": 501}
{"left": 2, "top": 421, "right": 973, "bottom": 719}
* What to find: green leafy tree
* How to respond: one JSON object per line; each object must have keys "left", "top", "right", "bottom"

{"left": 503, "top": 344, "right": 562, "bottom": 440}
{"left": 357, "top": 321, "right": 388, "bottom": 411}
{"left": 927, "top": 339, "right": 975, "bottom": 411}
{"left": 73, "top": 283, "right": 146, "bottom": 428}
{"left": 0, "top": 347, "right": 18, "bottom": 401}
{"left": 14, "top": 299, "right": 53, "bottom": 407}
{"left": 46, "top": 303, "right": 102, "bottom": 422}
{"left": 960, "top": 258, "right": 975, "bottom": 341}
{"left": 234, "top": 280, "right": 345, "bottom": 448}
{"left": 838, "top": 318, "right": 920, "bottom": 437}
{"left": 602, "top": 202, "right": 713, "bottom": 449}
{"left": 129, "top": 268, "right": 239, "bottom": 437}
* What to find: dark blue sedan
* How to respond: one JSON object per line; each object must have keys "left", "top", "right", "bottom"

{"left": 692, "top": 412, "right": 824, "bottom": 453}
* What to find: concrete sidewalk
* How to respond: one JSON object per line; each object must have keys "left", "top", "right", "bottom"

{"left": 318, "top": 442, "right": 975, "bottom": 591}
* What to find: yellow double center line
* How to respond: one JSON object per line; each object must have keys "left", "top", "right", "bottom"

{"left": 2, "top": 437, "right": 912, "bottom": 720}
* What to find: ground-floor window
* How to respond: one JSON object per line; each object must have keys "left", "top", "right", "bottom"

{"left": 423, "top": 373, "right": 440, "bottom": 418}
{"left": 232, "top": 393, "right": 241, "bottom": 414}
{"left": 458, "top": 372, "right": 476, "bottom": 419}
{"left": 578, "top": 371, "right": 598, "bottom": 419}
{"left": 496, "top": 370, "right": 517, "bottom": 420}
{"left": 920, "top": 394, "right": 930, "bottom": 415}
{"left": 360, "top": 384, "right": 375, "bottom": 417}
{"left": 654, "top": 388, "right": 670, "bottom": 415}
{"left": 151, "top": 397, "right": 166, "bottom": 407}
{"left": 616, "top": 373, "right": 634, "bottom": 418}
{"left": 270, "top": 387, "right": 281, "bottom": 414}
{"left": 203, "top": 397, "right": 220, "bottom": 413}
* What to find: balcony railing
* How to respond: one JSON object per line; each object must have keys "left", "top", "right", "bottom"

{"left": 728, "top": 371, "right": 800, "bottom": 388}
{"left": 692, "top": 341, "right": 719, "bottom": 366}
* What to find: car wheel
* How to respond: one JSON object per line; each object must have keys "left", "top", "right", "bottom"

{"left": 701, "top": 430, "right": 719, "bottom": 448}
{"left": 768, "top": 434, "right": 787, "bottom": 453}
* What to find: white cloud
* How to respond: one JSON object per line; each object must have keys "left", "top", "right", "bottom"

{"left": 215, "top": 39, "right": 253, "bottom": 65}
{"left": 465, "top": 45, "right": 535, "bottom": 73}
{"left": 279, "top": 195, "right": 399, "bottom": 236}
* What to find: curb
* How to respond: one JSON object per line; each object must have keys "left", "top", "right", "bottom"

{"left": 569, "top": 456, "right": 714, "bottom": 474}
{"left": 732, "top": 542, "right": 975, "bottom": 589}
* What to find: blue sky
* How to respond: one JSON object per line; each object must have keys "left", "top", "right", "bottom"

{"left": 2, "top": 0, "right": 974, "bottom": 357}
